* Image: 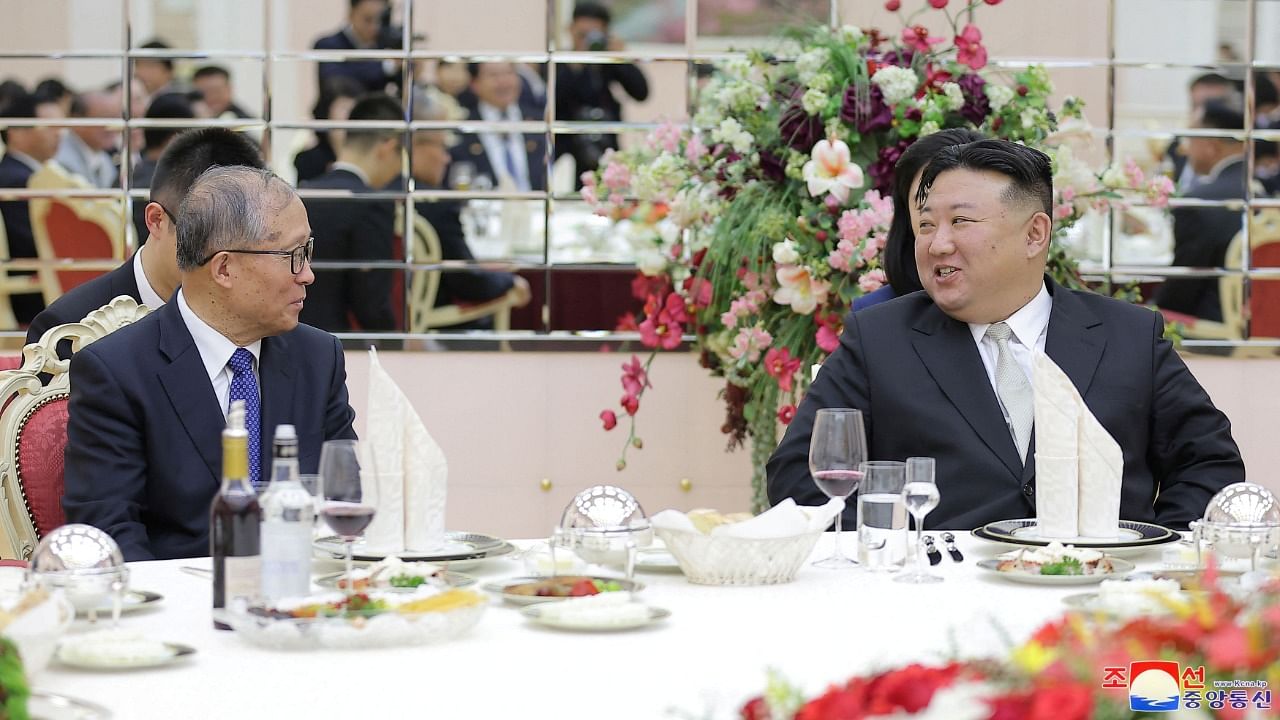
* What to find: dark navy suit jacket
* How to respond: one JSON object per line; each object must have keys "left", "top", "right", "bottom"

{"left": 0, "top": 153, "right": 43, "bottom": 323}
{"left": 63, "top": 299, "right": 357, "bottom": 560}
{"left": 768, "top": 279, "right": 1244, "bottom": 531}
{"left": 314, "top": 30, "right": 396, "bottom": 93}
{"left": 26, "top": 259, "right": 140, "bottom": 346}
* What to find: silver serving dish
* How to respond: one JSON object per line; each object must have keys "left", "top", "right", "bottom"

{"left": 552, "top": 485, "right": 653, "bottom": 578}
{"left": 30, "top": 524, "right": 129, "bottom": 619}
{"left": 1191, "top": 483, "right": 1280, "bottom": 568}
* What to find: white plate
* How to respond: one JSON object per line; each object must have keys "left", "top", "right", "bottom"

{"left": 313, "top": 532, "right": 513, "bottom": 564}
{"left": 483, "top": 576, "right": 644, "bottom": 606}
{"left": 635, "top": 548, "right": 682, "bottom": 574}
{"left": 29, "top": 691, "right": 112, "bottom": 719}
{"left": 976, "top": 557, "right": 1135, "bottom": 585}
{"left": 74, "top": 591, "right": 163, "bottom": 617}
{"left": 314, "top": 571, "right": 476, "bottom": 591}
{"left": 521, "top": 604, "right": 669, "bottom": 632}
{"left": 971, "top": 519, "right": 1178, "bottom": 558}
{"left": 55, "top": 640, "right": 195, "bottom": 671}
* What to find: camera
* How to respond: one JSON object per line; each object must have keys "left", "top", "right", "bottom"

{"left": 584, "top": 29, "right": 609, "bottom": 52}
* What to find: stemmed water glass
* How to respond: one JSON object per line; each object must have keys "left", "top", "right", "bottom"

{"left": 318, "top": 440, "right": 377, "bottom": 597}
{"left": 895, "top": 456, "right": 943, "bottom": 584}
{"left": 809, "top": 408, "right": 867, "bottom": 569}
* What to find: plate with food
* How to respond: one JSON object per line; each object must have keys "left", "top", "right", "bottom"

{"left": 215, "top": 587, "right": 488, "bottom": 650}
{"left": 314, "top": 557, "right": 475, "bottom": 592}
{"left": 521, "top": 593, "right": 669, "bottom": 632}
{"left": 484, "top": 576, "right": 643, "bottom": 605}
{"left": 75, "top": 590, "right": 163, "bottom": 617}
{"left": 313, "top": 531, "right": 514, "bottom": 565}
{"left": 1063, "top": 578, "right": 1193, "bottom": 619}
{"left": 28, "top": 691, "right": 113, "bottom": 719}
{"left": 972, "top": 519, "right": 1178, "bottom": 556}
{"left": 977, "top": 542, "right": 1135, "bottom": 585}
{"left": 56, "top": 630, "right": 196, "bottom": 671}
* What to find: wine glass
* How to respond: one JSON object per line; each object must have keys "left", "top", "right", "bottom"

{"left": 448, "top": 160, "right": 475, "bottom": 190}
{"left": 809, "top": 408, "right": 867, "bottom": 569}
{"left": 318, "top": 440, "right": 377, "bottom": 597}
{"left": 895, "top": 456, "right": 943, "bottom": 584}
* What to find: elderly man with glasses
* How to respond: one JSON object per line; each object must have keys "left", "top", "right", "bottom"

{"left": 64, "top": 165, "right": 358, "bottom": 561}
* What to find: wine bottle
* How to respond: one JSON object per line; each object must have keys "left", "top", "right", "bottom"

{"left": 259, "top": 424, "right": 315, "bottom": 603}
{"left": 210, "top": 400, "right": 262, "bottom": 630}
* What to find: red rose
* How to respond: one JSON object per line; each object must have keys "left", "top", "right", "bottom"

{"left": 884, "top": 0, "right": 901, "bottom": 10}
{"left": 599, "top": 409, "right": 617, "bottom": 430}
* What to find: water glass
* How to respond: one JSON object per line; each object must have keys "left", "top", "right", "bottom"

{"left": 298, "top": 474, "right": 324, "bottom": 537}
{"left": 809, "top": 409, "right": 867, "bottom": 569}
{"left": 895, "top": 457, "right": 943, "bottom": 584}
{"left": 857, "top": 461, "right": 908, "bottom": 572}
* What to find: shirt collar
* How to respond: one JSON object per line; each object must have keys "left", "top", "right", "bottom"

{"left": 968, "top": 280, "right": 1052, "bottom": 348}
{"left": 131, "top": 245, "right": 166, "bottom": 308}
{"left": 330, "top": 161, "right": 371, "bottom": 187}
{"left": 477, "top": 101, "right": 520, "bottom": 123}
{"left": 176, "top": 289, "right": 262, "bottom": 385}
{"left": 1201, "top": 153, "right": 1245, "bottom": 185}
{"left": 7, "top": 150, "right": 42, "bottom": 173}
{"left": 341, "top": 26, "right": 373, "bottom": 49}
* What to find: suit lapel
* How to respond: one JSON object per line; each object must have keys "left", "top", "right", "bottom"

{"left": 1044, "top": 280, "right": 1106, "bottom": 399}
{"left": 258, "top": 333, "right": 295, "bottom": 474}
{"left": 911, "top": 305, "right": 1024, "bottom": 480}
{"left": 155, "top": 301, "right": 223, "bottom": 485}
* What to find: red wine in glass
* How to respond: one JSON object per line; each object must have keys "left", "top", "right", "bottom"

{"left": 321, "top": 502, "right": 376, "bottom": 539}
{"left": 812, "top": 469, "right": 864, "bottom": 499}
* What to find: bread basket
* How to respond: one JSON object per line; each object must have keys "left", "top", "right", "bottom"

{"left": 653, "top": 527, "right": 824, "bottom": 586}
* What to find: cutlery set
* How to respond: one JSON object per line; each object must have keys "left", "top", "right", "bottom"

{"left": 920, "top": 532, "right": 963, "bottom": 566}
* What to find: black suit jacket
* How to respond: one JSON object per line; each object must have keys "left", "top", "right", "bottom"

{"left": 1153, "top": 157, "right": 1249, "bottom": 322}
{"left": 450, "top": 97, "right": 547, "bottom": 192}
{"left": 767, "top": 280, "right": 1244, "bottom": 531}
{"left": 299, "top": 169, "right": 397, "bottom": 333}
{"left": 416, "top": 199, "right": 514, "bottom": 309}
{"left": 314, "top": 30, "right": 396, "bottom": 94}
{"left": 553, "top": 62, "right": 648, "bottom": 176}
{"left": 25, "top": 258, "right": 140, "bottom": 346}
{"left": 0, "top": 153, "right": 43, "bottom": 324}
{"left": 63, "top": 299, "right": 358, "bottom": 561}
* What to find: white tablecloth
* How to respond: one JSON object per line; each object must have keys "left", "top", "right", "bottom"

{"left": 33, "top": 534, "right": 1170, "bottom": 720}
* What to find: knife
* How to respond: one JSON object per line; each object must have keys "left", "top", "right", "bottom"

{"left": 922, "top": 535, "right": 943, "bottom": 566}
{"left": 941, "top": 532, "right": 964, "bottom": 562}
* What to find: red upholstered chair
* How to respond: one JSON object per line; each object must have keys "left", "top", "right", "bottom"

{"left": 0, "top": 295, "right": 151, "bottom": 560}
{"left": 1243, "top": 210, "right": 1280, "bottom": 338}
{"left": 27, "top": 163, "right": 127, "bottom": 305}
{"left": 0, "top": 357, "right": 21, "bottom": 371}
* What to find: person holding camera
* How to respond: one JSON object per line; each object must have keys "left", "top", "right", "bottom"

{"left": 314, "top": 0, "right": 403, "bottom": 94}
{"left": 555, "top": 2, "right": 649, "bottom": 181}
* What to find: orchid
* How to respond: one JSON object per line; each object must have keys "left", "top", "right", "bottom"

{"left": 802, "top": 138, "right": 865, "bottom": 204}
{"left": 773, "top": 265, "right": 830, "bottom": 315}
{"left": 955, "top": 24, "right": 987, "bottom": 70}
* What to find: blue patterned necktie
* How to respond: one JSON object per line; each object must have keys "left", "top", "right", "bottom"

{"left": 227, "top": 348, "right": 261, "bottom": 489}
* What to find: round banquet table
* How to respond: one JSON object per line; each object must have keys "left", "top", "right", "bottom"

{"left": 33, "top": 534, "right": 1173, "bottom": 719}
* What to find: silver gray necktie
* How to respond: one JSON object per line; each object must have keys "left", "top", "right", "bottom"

{"left": 986, "top": 322, "right": 1033, "bottom": 462}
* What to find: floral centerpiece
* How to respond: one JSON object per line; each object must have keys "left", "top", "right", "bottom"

{"left": 586, "top": 0, "right": 1174, "bottom": 511}
{"left": 738, "top": 566, "right": 1280, "bottom": 719}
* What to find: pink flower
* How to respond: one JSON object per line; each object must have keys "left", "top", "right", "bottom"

{"left": 802, "top": 137, "right": 865, "bottom": 205}
{"left": 602, "top": 160, "right": 631, "bottom": 191}
{"left": 858, "top": 268, "right": 887, "bottom": 293}
{"left": 620, "top": 355, "right": 650, "bottom": 397}
{"left": 685, "top": 134, "right": 707, "bottom": 165}
{"left": 955, "top": 24, "right": 987, "bottom": 70}
{"left": 1060, "top": 187, "right": 1076, "bottom": 203}
{"left": 728, "top": 325, "right": 773, "bottom": 362}
{"left": 599, "top": 409, "right": 618, "bottom": 430}
{"left": 764, "top": 347, "right": 803, "bottom": 392}
{"left": 777, "top": 404, "right": 797, "bottom": 425}
{"left": 774, "top": 265, "right": 831, "bottom": 315}
{"left": 828, "top": 239, "right": 855, "bottom": 273}
{"left": 1148, "top": 175, "right": 1174, "bottom": 207}
{"left": 1124, "top": 158, "right": 1146, "bottom": 187}
{"left": 902, "top": 25, "right": 944, "bottom": 54}
{"left": 652, "top": 121, "right": 682, "bottom": 154}
{"left": 621, "top": 393, "right": 639, "bottom": 416}
{"left": 928, "top": 0, "right": 948, "bottom": 7}
{"left": 1053, "top": 204, "right": 1073, "bottom": 221}
{"left": 638, "top": 292, "right": 689, "bottom": 350}
{"left": 816, "top": 324, "right": 840, "bottom": 353}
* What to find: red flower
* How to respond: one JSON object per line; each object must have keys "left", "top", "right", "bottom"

{"left": 764, "top": 347, "right": 803, "bottom": 392}
{"left": 815, "top": 310, "right": 842, "bottom": 353}
{"left": 928, "top": 0, "right": 948, "bottom": 7}
{"left": 985, "top": 0, "right": 1002, "bottom": 4}
{"left": 902, "top": 25, "right": 944, "bottom": 54}
{"left": 778, "top": 404, "right": 796, "bottom": 425}
{"left": 599, "top": 410, "right": 618, "bottom": 430}
{"left": 740, "top": 696, "right": 769, "bottom": 720}
{"left": 621, "top": 355, "right": 650, "bottom": 397}
{"left": 639, "top": 292, "right": 689, "bottom": 350}
{"left": 621, "top": 393, "right": 640, "bottom": 416}
{"left": 683, "top": 276, "right": 714, "bottom": 309}
{"left": 1027, "top": 684, "right": 1092, "bottom": 720}
{"left": 955, "top": 24, "right": 987, "bottom": 70}
{"left": 884, "top": 0, "right": 900, "bottom": 10}
{"left": 924, "top": 63, "right": 953, "bottom": 90}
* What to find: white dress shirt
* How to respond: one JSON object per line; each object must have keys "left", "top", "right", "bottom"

{"left": 476, "top": 101, "right": 531, "bottom": 191}
{"left": 176, "top": 289, "right": 261, "bottom": 420}
{"left": 131, "top": 245, "right": 166, "bottom": 308}
{"left": 967, "top": 281, "right": 1052, "bottom": 423}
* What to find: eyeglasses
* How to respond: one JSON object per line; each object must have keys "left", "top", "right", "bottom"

{"left": 199, "top": 238, "right": 314, "bottom": 275}
{"left": 155, "top": 202, "right": 177, "bottom": 225}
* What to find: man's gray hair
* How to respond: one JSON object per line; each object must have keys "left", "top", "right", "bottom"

{"left": 176, "top": 165, "right": 297, "bottom": 271}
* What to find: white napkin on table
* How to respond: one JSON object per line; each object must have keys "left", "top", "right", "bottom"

{"left": 1031, "top": 351, "right": 1123, "bottom": 539}
{"left": 360, "top": 348, "right": 448, "bottom": 553}
{"left": 650, "top": 498, "right": 844, "bottom": 539}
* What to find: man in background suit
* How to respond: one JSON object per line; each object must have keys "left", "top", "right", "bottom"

{"left": 451, "top": 62, "right": 546, "bottom": 192}
{"left": 0, "top": 89, "right": 64, "bottom": 325}
{"left": 1154, "top": 100, "right": 1250, "bottom": 323}
{"left": 27, "top": 128, "right": 263, "bottom": 345}
{"left": 768, "top": 140, "right": 1243, "bottom": 531}
{"left": 300, "top": 93, "right": 401, "bottom": 334}
{"left": 64, "top": 166, "right": 357, "bottom": 561}
{"left": 54, "top": 88, "right": 119, "bottom": 189}
{"left": 314, "top": 0, "right": 398, "bottom": 94}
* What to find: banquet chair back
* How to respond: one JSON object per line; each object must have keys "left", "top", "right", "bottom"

{"left": 28, "top": 163, "right": 128, "bottom": 305}
{"left": 407, "top": 211, "right": 517, "bottom": 335}
{"left": 0, "top": 212, "right": 45, "bottom": 331}
{"left": 1217, "top": 209, "right": 1280, "bottom": 341}
{"left": 0, "top": 295, "right": 151, "bottom": 560}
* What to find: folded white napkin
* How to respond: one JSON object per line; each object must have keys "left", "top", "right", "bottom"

{"left": 361, "top": 348, "right": 448, "bottom": 553}
{"left": 1031, "top": 351, "right": 1123, "bottom": 539}
{"left": 650, "top": 498, "right": 844, "bottom": 538}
